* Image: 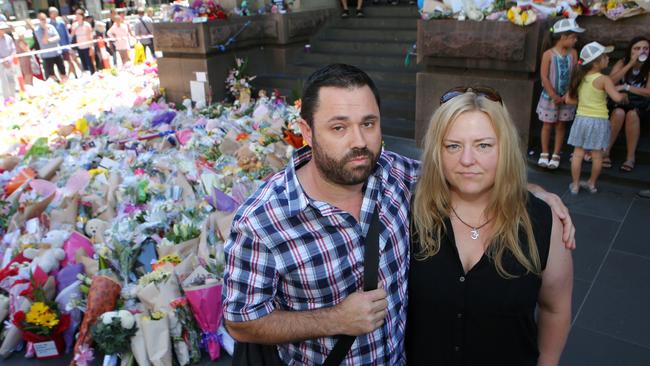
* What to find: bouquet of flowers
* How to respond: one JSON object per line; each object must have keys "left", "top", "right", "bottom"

{"left": 225, "top": 58, "right": 256, "bottom": 104}
{"left": 71, "top": 275, "right": 122, "bottom": 366}
{"left": 141, "top": 310, "right": 173, "bottom": 366}
{"left": 507, "top": 5, "right": 538, "bottom": 26}
{"left": 170, "top": 297, "right": 203, "bottom": 363}
{"left": 158, "top": 219, "right": 201, "bottom": 258}
{"left": 91, "top": 310, "right": 138, "bottom": 366}
{"left": 12, "top": 301, "right": 71, "bottom": 360}
{"left": 182, "top": 266, "right": 224, "bottom": 360}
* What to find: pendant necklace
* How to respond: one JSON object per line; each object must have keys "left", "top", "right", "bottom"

{"left": 451, "top": 206, "right": 492, "bottom": 240}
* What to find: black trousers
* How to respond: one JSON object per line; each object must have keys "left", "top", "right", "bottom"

{"left": 43, "top": 56, "right": 66, "bottom": 79}
{"left": 77, "top": 48, "right": 95, "bottom": 74}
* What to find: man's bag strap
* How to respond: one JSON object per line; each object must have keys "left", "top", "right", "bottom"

{"left": 323, "top": 204, "right": 381, "bottom": 366}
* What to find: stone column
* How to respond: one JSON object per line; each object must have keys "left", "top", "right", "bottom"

{"left": 85, "top": 0, "right": 103, "bottom": 20}
{"left": 415, "top": 19, "right": 545, "bottom": 148}
{"left": 12, "top": 0, "right": 29, "bottom": 19}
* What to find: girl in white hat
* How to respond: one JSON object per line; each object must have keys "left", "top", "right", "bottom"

{"left": 536, "top": 18, "right": 584, "bottom": 170}
{"left": 566, "top": 42, "right": 628, "bottom": 194}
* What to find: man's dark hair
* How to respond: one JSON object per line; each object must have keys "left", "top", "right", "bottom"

{"left": 300, "top": 64, "right": 381, "bottom": 127}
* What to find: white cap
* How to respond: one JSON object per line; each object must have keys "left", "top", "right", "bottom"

{"left": 0, "top": 22, "right": 9, "bottom": 30}
{"left": 552, "top": 18, "right": 585, "bottom": 34}
{"left": 580, "top": 41, "right": 614, "bottom": 65}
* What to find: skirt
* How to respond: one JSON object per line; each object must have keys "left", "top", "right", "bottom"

{"left": 536, "top": 95, "right": 576, "bottom": 123}
{"left": 567, "top": 115, "right": 610, "bottom": 150}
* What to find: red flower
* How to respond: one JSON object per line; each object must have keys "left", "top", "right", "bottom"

{"left": 283, "top": 129, "right": 304, "bottom": 149}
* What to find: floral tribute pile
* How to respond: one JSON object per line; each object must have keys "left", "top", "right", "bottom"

{"left": 419, "top": 0, "right": 649, "bottom": 25}
{"left": 0, "top": 58, "right": 303, "bottom": 365}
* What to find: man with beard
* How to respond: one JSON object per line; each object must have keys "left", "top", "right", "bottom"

{"left": 223, "top": 64, "right": 575, "bottom": 365}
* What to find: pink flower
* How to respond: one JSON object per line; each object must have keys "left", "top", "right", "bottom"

{"left": 74, "top": 344, "right": 95, "bottom": 366}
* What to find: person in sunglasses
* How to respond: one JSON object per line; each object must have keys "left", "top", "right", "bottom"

{"left": 223, "top": 66, "right": 575, "bottom": 365}
{"left": 406, "top": 87, "right": 573, "bottom": 366}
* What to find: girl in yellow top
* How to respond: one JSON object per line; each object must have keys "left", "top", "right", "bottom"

{"left": 566, "top": 42, "right": 628, "bottom": 194}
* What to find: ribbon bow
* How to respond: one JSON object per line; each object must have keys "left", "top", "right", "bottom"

{"left": 200, "top": 331, "right": 223, "bottom": 349}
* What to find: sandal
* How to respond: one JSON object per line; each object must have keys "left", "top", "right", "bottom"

{"left": 620, "top": 160, "right": 635, "bottom": 172}
{"left": 547, "top": 154, "right": 561, "bottom": 170}
{"left": 602, "top": 156, "right": 612, "bottom": 168}
{"left": 579, "top": 181, "right": 598, "bottom": 194}
{"left": 537, "top": 153, "right": 550, "bottom": 168}
{"left": 569, "top": 183, "right": 579, "bottom": 195}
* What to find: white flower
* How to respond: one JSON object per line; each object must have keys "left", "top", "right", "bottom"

{"left": 118, "top": 310, "right": 136, "bottom": 329}
{"left": 101, "top": 311, "right": 118, "bottom": 325}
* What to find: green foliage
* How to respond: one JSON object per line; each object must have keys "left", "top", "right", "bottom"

{"left": 22, "top": 137, "right": 50, "bottom": 162}
{"left": 91, "top": 318, "right": 138, "bottom": 355}
{"left": 165, "top": 222, "right": 201, "bottom": 244}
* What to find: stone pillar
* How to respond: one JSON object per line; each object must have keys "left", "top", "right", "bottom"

{"left": 415, "top": 19, "right": 545, "bottom": 148}
{"left": 12, "top": 0, "right": 30, "bottom": 19}
{"left": 219, "top": 0, "right": 238, "bottom": 11}
{"left": 155, "top": 8, "right": 335, "bottom": 103}
{"left": 85, "top": 0, "right": 103, "bottom": 20}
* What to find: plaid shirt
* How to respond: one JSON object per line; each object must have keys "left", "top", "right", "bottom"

{"left": 224, "top": 146, "right": 420, "bottom": 365}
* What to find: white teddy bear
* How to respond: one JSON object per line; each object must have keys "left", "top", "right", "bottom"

{"left": 23, "top": 230, "right": 71, "bottom": 273}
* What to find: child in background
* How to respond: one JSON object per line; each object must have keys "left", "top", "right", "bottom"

{"left": 536, "top": 18, "right": 583, "bottom": 170}
{"left": 566, "top": 42, "right": 628, "bottom": 194}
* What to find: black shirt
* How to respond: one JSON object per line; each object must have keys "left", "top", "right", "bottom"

{"left": 406, "top": 194, "right": 552, "bottom": 366}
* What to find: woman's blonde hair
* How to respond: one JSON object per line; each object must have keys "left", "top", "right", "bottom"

{"left": 413, "top": 92, "right": 541, "bottom": 278}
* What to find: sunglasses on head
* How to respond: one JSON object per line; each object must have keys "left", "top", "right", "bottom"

{"left": 439, "top": 86, "right": 503, "bottom": 105}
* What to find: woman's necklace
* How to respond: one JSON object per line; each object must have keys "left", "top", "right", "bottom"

{"left": 451, "top": 206, "right": 492, "bottom": 240}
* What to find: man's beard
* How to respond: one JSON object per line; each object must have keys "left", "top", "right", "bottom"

{"left": 311, "top": 135, "right": 380, "bottom": 186}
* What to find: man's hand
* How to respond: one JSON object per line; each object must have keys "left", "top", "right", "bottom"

{"left": 335, "top": 288, "right": 388, "bottom": 336}
{"left": 531, "top": 187, "right": 576, "bottom": 250}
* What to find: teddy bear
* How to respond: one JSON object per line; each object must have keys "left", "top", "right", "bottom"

{"left": 23, "top": 230, "right": 70, "bottom": 274}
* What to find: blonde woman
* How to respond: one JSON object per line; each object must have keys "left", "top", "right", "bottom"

{"left": 406, "top": 87, "right": 573, "bottom": 366}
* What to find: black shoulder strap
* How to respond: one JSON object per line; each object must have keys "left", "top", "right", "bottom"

{"left": 323, "top": 204, "right": 381, "bottom": 366}
{"left": 139, "top": 17, "right": 152, "bottom": 34}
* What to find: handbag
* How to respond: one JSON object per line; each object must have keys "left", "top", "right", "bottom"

{"left": 232, "top": 204, "right": 382, "bottom": 366}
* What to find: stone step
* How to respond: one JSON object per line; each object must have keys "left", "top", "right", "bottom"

{"left": 299, "top": 51, "right": 417, "bottom": 70}
{"left": 360, "top": 4, "right": 420, "bottom": 18}
{"left": 315, "top": 28, "right": 416, "bottom": 43}
{"left": 381, "top": 117, "right": 416, "bottom": 139}
{"left": 295, "top": 63, "right": 417, "bottom": 87}
{"left": 527, "top": 155, "right": 650, "bottom": 188}
{"left": 310, "top": 39, "right": 415, "bottom": 56}
{"left": 529, "top": 126, "right": 650, "bottom": 165}
{"left": 255, "top": 75, "right": 415, "bottom": 120}
{"left": 382, "top": 134, "right": 422, "bottom": 161}
{"left": 382, "top": 99, "right": 416, "bottom": 120}
{"left": 608, "top": 135, "right": 650, "bottom": 165}
{"left": 331, "top": 17, "right": 417, "bottom": 30}
{"left": 255, "top": 75, "right": 417, "bottom": 107}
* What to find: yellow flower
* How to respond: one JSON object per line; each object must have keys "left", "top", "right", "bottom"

{"left": 88, "top": 168, "right": 108, "bottom": 177}
{"left": 160, "top": 254, "right": 182, "bottom": 264}
{"left": 75, "top": 118, "right": 89, "bottom": 135}
{"left": 25, "top": 302, "right": 59, "bottom": 328}
{"left": 150, "top": 311, "right": 166, "bottom": 320}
